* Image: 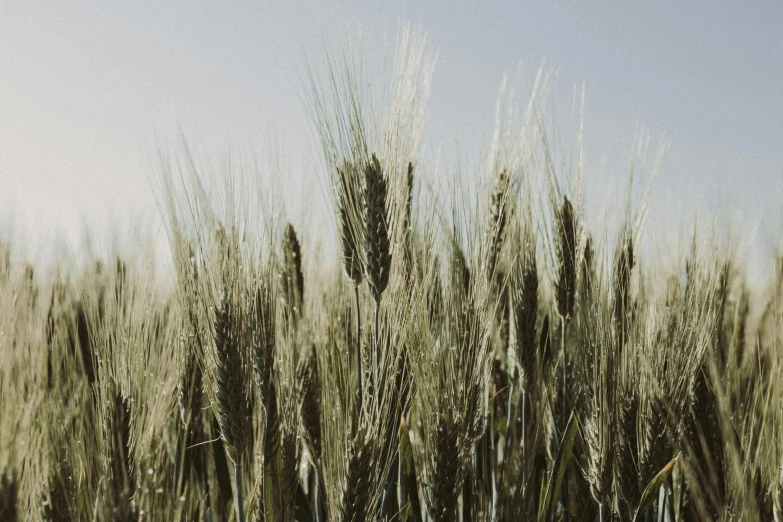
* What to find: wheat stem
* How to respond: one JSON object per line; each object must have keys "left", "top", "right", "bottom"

{"left": 521, "top": 386, "right": 527, "bottom": 451}
{"left": 560, "top": 315, "right": 569, "bottom": 521}
{"left": 355, "top": 285, "right": 363, "bottom": 418}
{"left": 234, "top": 459, "right": 245, "bottom": 522}
{"left": 313, "top": 469, "right": 321, "bottom": 522}
{"left": 373, "top": 298, "right": 380, "bottom": 419}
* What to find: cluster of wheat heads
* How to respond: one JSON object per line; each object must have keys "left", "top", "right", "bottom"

{"left": 1, "top": 28, "right": 783, "bottom": 522}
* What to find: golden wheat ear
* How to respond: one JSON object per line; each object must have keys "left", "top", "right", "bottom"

{"left": 486, "top": 168, "right": 510, "bottom": 280}
{"left": 214, "top": 286, "right": 251, "bottom": 522}
{"left": 613, "top": 234, "right": 635, "bottom": 350}
{"left": 554, "top": 196, "right": 577, "bottom": 321}
{"left": 513, "top": 247, "right": 538, "bottom": 390}
{"left": 340, "top": 429, "right": 378, "bottom": 522}
{"left": 337, "top": 162, "right": 364, "bottom": 287}
{"left": 280, "top": 223, "right": 304, "bottom": 323}
{"left": 363, "top": 153, "right": 391, "bottom": 305}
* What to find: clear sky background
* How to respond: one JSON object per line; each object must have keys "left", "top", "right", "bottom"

{"left": 1, "top": 1, "right": 781, "bottom": 278}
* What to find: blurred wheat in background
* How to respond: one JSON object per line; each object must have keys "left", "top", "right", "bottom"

{"left": 1, "top": 23, "right": 782, "bottom": 522}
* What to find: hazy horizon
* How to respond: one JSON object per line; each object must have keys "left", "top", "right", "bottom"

{"left": 2, "top": 1, "right": 781, "bottom": 284}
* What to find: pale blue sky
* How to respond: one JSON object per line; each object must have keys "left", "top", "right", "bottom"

{"left": 1, "top": 1, "right": 781, "bottom": 272}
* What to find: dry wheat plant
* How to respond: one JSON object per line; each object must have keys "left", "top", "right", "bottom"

{"left": 1, "top": 24, "right": 781, "bottom": 522}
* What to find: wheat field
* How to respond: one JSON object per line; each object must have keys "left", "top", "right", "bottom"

{"left": 1, "top": 28, "right": 781, "bottom": 522}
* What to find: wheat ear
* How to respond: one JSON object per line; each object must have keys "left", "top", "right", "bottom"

{"left": 363, "top": 153, "right": 391, "bottom": 417}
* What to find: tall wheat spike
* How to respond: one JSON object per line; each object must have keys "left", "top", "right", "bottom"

{"left": 553, "top": 195, "right": 577, "bottom": 517}
{"left": 280, "top": 224, "right": 305, "bottom": 326}
{"left": 214, "top": 285, "right": 250, "bottom": 522}
{"left": 336, "top": 161, "right": 367, "bottom": 418}
{"left": 486, "top": 169, "right": 510, "bottom": 280}
{"left": 554, "top": 196, "right": 577, "bottom": 321}
{"left": 364, "top": 154, "right": 391, "bottom": 305}
{"left": 363, "top": 152, "right": 392, "bottom": 429}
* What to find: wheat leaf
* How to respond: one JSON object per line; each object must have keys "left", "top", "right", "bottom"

{"left": 399, "top": 419, "right": 423, "bottom": 522}
{"left": 538, "top": 410, "right": 579, "bottom": 521}
{"left": 632, "top": 454, "right": 679, "bottom": 522}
